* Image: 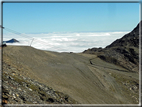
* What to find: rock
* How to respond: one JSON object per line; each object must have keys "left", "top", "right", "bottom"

{"left": 2, "top": 61, "right": 78, "bottom": 104}
{"left": 2, "top": 99, "right": 8, "bottom": 104}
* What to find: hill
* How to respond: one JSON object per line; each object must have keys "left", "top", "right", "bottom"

{"left": 2, "top": 45, "right": 139, "bottom": 104}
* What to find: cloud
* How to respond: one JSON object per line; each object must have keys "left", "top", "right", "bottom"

{"left": 3, "top": 31, "right": 129, "bottom": 52}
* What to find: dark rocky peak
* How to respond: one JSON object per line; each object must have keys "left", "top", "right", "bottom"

{"left": 122, "top": 20, "right": 141, "bottom": 39}
{"left": 131, "top": 20, "right": 142, "bottom": 34}
{"left": 83, "top": 21, "right": 141, "bottom": 73}
{"left": 99, "top": 21, "right": 141, "bottom": 72}
{"left": 5, "top": 38, "right": 19, "bottom": 43}
{"left": 83, "top": 47, "right": 103, "bottom": 54}
{"left": 106, "top": 20, "right": 141, "bottom": 48}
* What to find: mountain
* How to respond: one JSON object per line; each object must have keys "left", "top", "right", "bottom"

{"left": 4, "top": 38, "right": 19, "bottom": 43}
{"left": 83, "top": 21, "right": 141, "bottom": 73}
{"left": 2, "top": 46, "right": 139, "bottom": 104}
{"left": 2, "top": 22, "right": 140, "bottom": 104}
{"left": 106, "top": 21, "right": 141, "bottom": 48}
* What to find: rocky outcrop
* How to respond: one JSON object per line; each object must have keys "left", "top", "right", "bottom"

{"left": 97, "top": 47, "right": 139, "bottom": 72}
{"left": 2, "top": 61, "right": 78, "bottom": 104}
{"left": 83, "top": 47, "right": 103, "bottom": 54}
{"left": 106, "top": 21, "right": 141, "bottom": 48}
{"left": 83, "top": 21, "right": 141, "bottom": 73}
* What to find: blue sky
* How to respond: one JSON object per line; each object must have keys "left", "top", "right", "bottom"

{"left": 3, "top": 2, "right": 140, "bottom": 33}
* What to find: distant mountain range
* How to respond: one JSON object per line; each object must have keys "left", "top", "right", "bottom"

{"left": 83, "top": 20, "right": 141, "bottom": 73}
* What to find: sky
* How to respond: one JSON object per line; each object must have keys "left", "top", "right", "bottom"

{"left": 2, "top": 2, "right": 140, "bottom": 33}
{"left": 1, "top": 1, "right": 141, "bottom": 52}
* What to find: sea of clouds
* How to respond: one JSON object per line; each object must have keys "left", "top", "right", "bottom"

{"left": 3, "top": 31, "right": 129, "bottom": 52}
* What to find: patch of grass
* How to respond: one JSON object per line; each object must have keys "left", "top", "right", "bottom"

{"left": 29, "top": 84, "right": 50, "bottom": 101}
{"left": 11, "top": 76, "right": 28, "bottom": 85}
{"left": 11, "top": 75, "right": 53, "bottom": 102}
{"left": 110, "top": 72, "right": 139, "bottom": 103}
{"left": 111, "top": 73, "right": 138, "bottom": 86}
{"left": 29, "top": 84, "right": 39, "bottom": 91}
{"left": 2, "top": 73, "right": 8, "bottom": 81}
{"left": 111, "top": 73, "right": 139, "bottom": 95}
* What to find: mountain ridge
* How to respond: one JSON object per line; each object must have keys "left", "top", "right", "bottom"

{"left": 83, "top": 21, "right": 141, "bottom": 73}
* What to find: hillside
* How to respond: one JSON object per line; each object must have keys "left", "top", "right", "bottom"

{"left": 83, "top": 21, "right": 141, "bottom": 73}
{"left": 2, "top": 45, "right": 139, "bottom": 104}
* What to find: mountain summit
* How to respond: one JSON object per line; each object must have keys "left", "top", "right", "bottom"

{"left": 83, "top": 21, "right": 141, "bottom": 73}
{"left": 106, "top": 20, "right": 141, "bottom": 48}
{"left": 4, "top": 38, "right": 19, "bottom": 43}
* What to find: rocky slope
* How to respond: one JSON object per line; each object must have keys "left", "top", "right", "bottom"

{"left": 2, "top": 45, "right": 139, "bottom": 104}
{"left": 2, "top": 21, "right": 140, "bottom": 105}
{"left": 83, "top": 21, "right": 141, "bottom": 73}
{"left": 2, "top": 60, "right": 78, "bottom": 104}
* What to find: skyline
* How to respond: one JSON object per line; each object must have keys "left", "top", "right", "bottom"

{"left": 3, "top": 2, "right": 140, "bottom": 33}
{"left": 1, "top": 1, "right": 141, "bottom": 52}
{"left": 3, "top": 31, "right": 129, "bottom": 52}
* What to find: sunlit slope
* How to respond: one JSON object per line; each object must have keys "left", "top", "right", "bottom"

{"left": 3, "top": 46, "right": 139, "bottom": 104}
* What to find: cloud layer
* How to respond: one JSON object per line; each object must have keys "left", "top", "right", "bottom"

{"left": 3, "top": 31, "right": 129, "bottom": 52}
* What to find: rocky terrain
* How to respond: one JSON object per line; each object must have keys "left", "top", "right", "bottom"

{"left": 2, "top": 59, "right": 78, "bottom": 104}
{"left": 2, "top": 46, "right": 139, "bottom": 105}
{"left": 83, "top": 21, "right": 141, "bottom": 73}
{"left": 1, "top": 21, "right": 140, "bottom": 105}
